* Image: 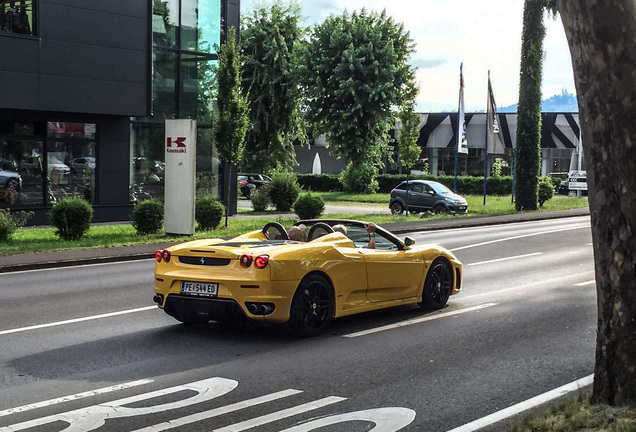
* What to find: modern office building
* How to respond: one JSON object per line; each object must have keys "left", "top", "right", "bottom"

{"left": 0, "top": 0, "right": 238, "bottom": 224}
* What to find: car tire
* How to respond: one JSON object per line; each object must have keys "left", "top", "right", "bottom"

{"left": 390, "top": 202, "right": 404, "bottom": 215}
{"left": 433, "top": 204, "right": 447, "bottom": 215}
{"left": 6, "top": 178, "right": 19, "bottom": 191}
{"left": 287, "top": 273, "right": 334, "bottom": 337}
{"left": 419, "top": 258, "right": 453, "bottom": 310}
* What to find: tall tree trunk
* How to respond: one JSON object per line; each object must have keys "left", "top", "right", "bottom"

{"left": 515, "top": 0, "right": 545, "bottom": 211}
{"left": 558, "top": 1, "right": 636, "bottom": 406}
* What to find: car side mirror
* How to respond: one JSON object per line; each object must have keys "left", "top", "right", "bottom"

{"left": 404, "top": 237, "right": 415, "bottom": 247}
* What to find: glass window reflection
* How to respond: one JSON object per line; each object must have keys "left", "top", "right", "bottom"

{"left": 152, "top": 0, "right": 179, "bottom": 48}
{"left": 181, "top": 0, "right": 221, "bottom": 52}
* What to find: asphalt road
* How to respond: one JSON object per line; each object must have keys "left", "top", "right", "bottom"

{"left": 0, "top": 216, "right": 595, "bottom": 432}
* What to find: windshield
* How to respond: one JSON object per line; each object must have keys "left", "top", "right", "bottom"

{"left": 430, "top": 182, "right": 452, "bottom": 194}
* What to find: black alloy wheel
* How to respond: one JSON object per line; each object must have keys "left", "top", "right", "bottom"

{"left": 390, "top": 202, "right": 404, "bottom": 215}
{"left": 433, "top": 204, "right": 447, "bottom": 215}
{"left": 287, "top": 274, "right": 334, "bottom": 336}
{"left": 419, "top": 258, "right": 453, "bottom": 310}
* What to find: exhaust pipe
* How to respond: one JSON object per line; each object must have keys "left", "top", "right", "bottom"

{"left": 153, "top": 294, "right": 163, "bottom": 305}
{"left": 248, "top": 303, "right": 259, "bottom": 314}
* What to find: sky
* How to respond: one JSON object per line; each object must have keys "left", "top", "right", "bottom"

{"left": 239, "top": 0, "right": 575, "bottom": 113}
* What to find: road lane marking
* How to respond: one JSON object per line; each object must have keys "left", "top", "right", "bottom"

{"left": 468, "top": 253, "right": 541, "bottom": 266}
{"left": 445, "top": 374, "right": 594, "bottom": 432}
{"left": 0, "top": 259, "right": 154, "bottom": 275}
{"left": 575, "top": 280, "right": 596, "bottom": 286}
{"left": 0, "top": 379, "right": 154, "bottom": 417}
{"left": 451, "top": 225, "right": 588, "bottom": 252}
{"left": 213, "top": 396, "right": 347, "bottom": 432}
{"left": 343, "top": 303, "right": 498, "bottom": 338}
{"left": 130, "top": 389, "right": 304, "bottom": 432}
{"left": 0, "top": 306, "right": 156, "bottom": 336}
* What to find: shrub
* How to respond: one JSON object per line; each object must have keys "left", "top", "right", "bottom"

{"left": 48, "top": 197, "right": 94, "bottom": 240}
{"left": 0, "top": 209, "right": 33, "bottom": 242}
{"left": 130, "top": 198, "right": 164, "bottom": 234}
{"left": 340, "top": 162, "right": 379, "bottom": 193}
{"left": 250, "top": 186, "right": 271, "bottom": 212}
{"left": 538, "top": 178, "right": 555, "bottom": 207}
{"left": 195, "top": 196, "right": 225, "bottom": 230}
{"left": 491, "top": 158, "right": 503, "bottom": 178}
{"left": 293, "top": 192, "right": 325, "bottom": 220}
{"left": 268, "top": 172, "right": 301, "bottom": 211}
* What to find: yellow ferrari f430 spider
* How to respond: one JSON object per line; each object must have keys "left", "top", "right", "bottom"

{"left": 153, "top": 220, "right": 462, "bottom": 336}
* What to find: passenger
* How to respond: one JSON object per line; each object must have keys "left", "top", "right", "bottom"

{"left": 288, "top": 224, "right": 307, "bottom": 242}
{"left": 332, "top": 224, "right": 348, "bottom": 235}
{"left": 365, "top": 222, "right": 377, "bottom": 249}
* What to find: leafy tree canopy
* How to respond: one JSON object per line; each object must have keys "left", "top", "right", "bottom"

{"left": 302, "top": 9, "right": 417, "bottom": 170}
{"left": 397, "top": 102, "right": 422, "bottom": 170}
{"left": 240, "top": 1, "right": 305, "bottom": 173}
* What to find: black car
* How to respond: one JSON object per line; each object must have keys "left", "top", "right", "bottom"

{"left": 389, "top": 180, "right": 468, "bottom": 215}
{"left": 238, "top": 173, "right": 272, "bottom": 198}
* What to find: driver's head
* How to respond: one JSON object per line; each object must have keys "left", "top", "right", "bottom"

{"left": 288, "top": 224, "right": 307, "bottom": 241}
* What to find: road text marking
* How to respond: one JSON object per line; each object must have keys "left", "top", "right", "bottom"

{"left": 468, "top": 253, "right": 541, "bottom": 266}
{"left": 343, "top": 303, "right": 498, "bottom": 338}
{"left": 0, "top": 306, "right": 156, "bottom": 336}
{"left": 445, "top": 374, "right": 594, "bottom": 432}
{"left": 0, "top": 379, "right": 154, "bottom": 417}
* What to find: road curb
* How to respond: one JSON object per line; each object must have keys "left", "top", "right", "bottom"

{"left": 0, "top": 208, "right": 589, "bottom": 274}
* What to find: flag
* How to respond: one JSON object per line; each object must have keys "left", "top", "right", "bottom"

{"left": 457, "top": 64, "right": 469, "bottom": 154}
{"left": 487, "top": 75, "right": 506, "bottom": 154}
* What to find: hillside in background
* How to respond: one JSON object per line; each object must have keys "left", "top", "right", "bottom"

{"left": 498, "top": 90, "right": 578, "bottom": 113}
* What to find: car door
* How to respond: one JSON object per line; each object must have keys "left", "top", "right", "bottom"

{"left": 356, "top": 233, "right": 424, "bottom": 303}
{"left": 408, "top": 183, "right": 426, "bottom": 211}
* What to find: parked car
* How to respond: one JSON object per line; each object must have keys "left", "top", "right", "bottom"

{"left": 557, "top": 170, "right": 587, "bottom": 197}
{"left": 389, "top": 180, "right": 468, "bottom": 215}
{"left": 153, "top": 219, "right": 463, "bottom": 335}
{"left": 20, "top": 156, "right": 71, "bottom": 179}
{"left": 0, "top": 168, "right": 21, "bottom": 189}
{"left": 70, "top": 157, "right": 95, "bottom": 174}
{"left": 237, "top": 173, "right": 272, "bottom": 198}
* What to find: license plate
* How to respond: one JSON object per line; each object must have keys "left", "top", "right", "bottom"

{"left": 180, "top": 281, "right": 218, "bottom": 297}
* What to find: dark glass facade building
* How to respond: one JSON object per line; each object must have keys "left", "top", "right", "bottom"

{"left": 0, "top": 0, "right": 238, "bottom": 224}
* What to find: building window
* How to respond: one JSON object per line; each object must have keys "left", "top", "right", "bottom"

{"left": 0, "top": 0, "right": 36, "bottom": 36}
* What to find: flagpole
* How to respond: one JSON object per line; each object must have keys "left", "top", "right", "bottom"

{"left": 483, "top": 71, "right": 490, "bottom": 205}
{"left": 453, "top": 63, "right": 462, "bottom": 193}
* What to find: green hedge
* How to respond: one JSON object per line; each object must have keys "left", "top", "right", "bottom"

{"left": 296, "top": 174, "right": 529, "bottom": 196}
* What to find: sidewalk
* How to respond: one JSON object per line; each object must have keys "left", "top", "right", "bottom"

{"left": 0, "top": 206, "right": 590, "bottom": 273}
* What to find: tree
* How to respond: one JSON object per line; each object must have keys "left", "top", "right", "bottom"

{"left": 213, "top": 26, "right": 249, "bottom": 227}
{"left": 514, "top": 0, "right": 556, "bottom": 211}
{"left": 240, "top": 1, "right": 305, "bottom": 173}
{"left": 397, "top": 102, "right": 422, "bottom": 173}
{"left": 303, "top": 9, "right": 417, "bottom": 192}
{"left": 558, "top": 2, "right": 636, "bottom": 407}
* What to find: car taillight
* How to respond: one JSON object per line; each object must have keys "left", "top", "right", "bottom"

{"left": 390, "top": 189, "right": 394, "bottom": 195}
{"left": 240, "top": 254, "right": 253, "bottom": 267}
{"left": 254, "top": 255, "right": 269, "bottom": 269}
{"left": 238, "top": 180, "right": 247, "bottom": 185}
{"left": 155, "top": 249, "right": 171, "bottom": 263}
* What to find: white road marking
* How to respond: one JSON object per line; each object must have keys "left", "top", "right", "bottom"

{"left": 0, "top": 306, "right": 156, "bottom": 336}
{"left": 0, "top": 259, "right": 154, "bottom": 275}
{"left": 213, "top": 396, "right": 347, "bottom": 432}
{"left": 451, "top": 225, "right": 588, "bottom": 252}
{"left": 130, "top": 389, "right": 303, "bottom": 432}
{"left": 0, "top": 379, "right": 154, "bottom": 418}
{"left": 343, "top": 303, "right": 498, "bottom": 338}
{"left": 445, "top": 374, "right": 594, "bottom": 432}
{"left": 575, "top": 280, "right": 596, "bottom": 286}
{"left": 468, "top": 252, "right": 541, "bottom": 266}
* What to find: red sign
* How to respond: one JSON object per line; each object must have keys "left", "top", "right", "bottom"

{"left": 166, "top": 137, "right": 187, "bottom": 153}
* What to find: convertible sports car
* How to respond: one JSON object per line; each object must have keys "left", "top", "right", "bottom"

{"left": 153, "top": 220, "right": 463, "bottom": 336}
